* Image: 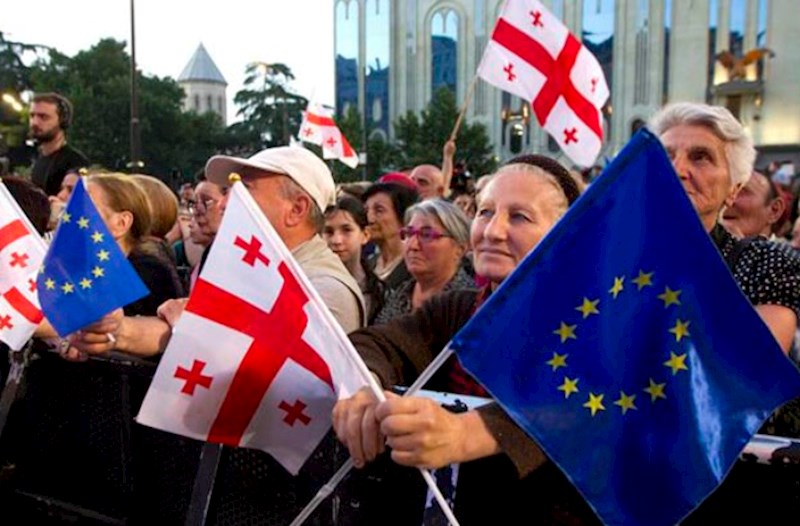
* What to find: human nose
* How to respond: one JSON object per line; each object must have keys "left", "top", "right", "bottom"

{"left": 671, "top": 153, "right": 690, "bottom": 180}
{"left": 483, "top": 212, "right": 508, "bottom": 242}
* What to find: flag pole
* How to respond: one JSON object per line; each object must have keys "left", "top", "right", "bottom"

{"left": 449, "top": 74, "right": 479, "bottom": 142}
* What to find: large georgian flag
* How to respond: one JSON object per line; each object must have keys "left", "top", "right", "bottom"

{"left": 299, "top": 102, "right": 359, "bottom": 169}
{"left": 0, "top": 181, "right": 46, "bottom": 350}
{"left": 136, "top": 182, "right": 372, "bottom": 475}
{"left": 478, "top": 0, "right": 610, "bottom": 167}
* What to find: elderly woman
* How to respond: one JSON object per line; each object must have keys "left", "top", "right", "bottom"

{"left": 333, "top": 155, "right": 591, "bottom": 524}
{"left": 649, "top": 102, "right": 800, "bottom": 354}
{"left": 373, "top": 199, "right": 474, "bottom": 325}
{"left": 362, "top": 182, "right": 419, "bottom": 290}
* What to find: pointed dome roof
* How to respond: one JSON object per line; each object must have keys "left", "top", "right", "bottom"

{"left": 178, "top": 43, "right": 227, "bottom": 85}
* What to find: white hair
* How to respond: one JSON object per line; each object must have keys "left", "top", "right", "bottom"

{"left": 648, "top": 102, "right": 756, "bottom": 187}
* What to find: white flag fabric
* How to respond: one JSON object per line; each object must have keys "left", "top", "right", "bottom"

{"left": 478, "top": 0, "right": 609, "bottom": 167}
{"left": 136, "top": 183, "right": 372, "bottom": 474}
{"left": 0, "top": 182, "right": 46, "bottom": 350}
{"left": 299, "top": 102, "right": 359, "bottom": 169}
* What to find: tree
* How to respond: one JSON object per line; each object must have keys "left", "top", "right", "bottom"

{"left": 393, "top": 87, "right": 496, "bottom": 178}
{"left": 233, "top": 62, "right": 308, "bottom": 151}
{"left": 25, "top": 38, "right": 226, "bottom": 182}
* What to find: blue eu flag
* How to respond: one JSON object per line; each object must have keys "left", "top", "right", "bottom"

{"left": 452, "top": 129, "right": 800, "bottom": 526}
{"left": 38, "top": 177, "right": 148, "bottom": 336}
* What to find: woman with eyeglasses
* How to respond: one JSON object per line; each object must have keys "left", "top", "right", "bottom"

{"left": 372, "top": 199, "right": 474, "bottom": 325}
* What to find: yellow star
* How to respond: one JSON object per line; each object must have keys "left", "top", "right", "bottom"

{"left": 575, "top": 297, "right": 600, "bottom": 318}
{"left": 583, "top": 393, "right": 605, "bottom": 416}
{"left": 669, "top": 319, "right": 691, "bottom": 342}
{"left": 553, "top": 322, "right": 577, "bottom": 343}
{"left": 644, "top": 378, "right": 667, "bottom": 403}
{"left": 557, "top": 377, "right": 579, "bottom": 398}
{"left": 61, "top": 282, "right": 75, "bottom": 294}
{"left": 61, "top": 212, "right": 71, "bottom": 223}
{"left": 77, "top": 216, "right": 90, "bottom": 229}
{"left": 79, "top": 278, "right": 93, "bottom": 289}
{"left": 91, "top": 231, "right": 104, "bottom": 243}
{"left": 97, "top": 249, "right": 110, "bottom": 262}
{"left": 609, "top": 276, "right": 624, "bottom": 298}
{"left": 632, "top": 270, "right": 654, "bottom": 290}
{"left": 614, "top": 392, "right": 637, "bottom": 414}
{"left": 546, "top": 352, "right": 568, "bottom": 371}
{"left": 664, "top": 352, "right": 689, "bottom": 375}
{"left": 92, "top": 266, "right": 105, "bottom": 278}
{"left": 45, "top": 278, "right": 56, "bottom": 290}
{"left": 657, "top": 286, "right": 682, "bottom": 307}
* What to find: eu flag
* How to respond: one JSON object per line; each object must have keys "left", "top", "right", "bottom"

{"left": 37, "top": 177, "right": 148, "bottom": 336}
{"left": 452, "top": 129, "right": 800, "bottom": 526}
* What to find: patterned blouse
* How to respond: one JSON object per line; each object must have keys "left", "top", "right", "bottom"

{"left": 711, "top": 224, "right": 800, "bottom": 318}
{"left": 372, "top": 266, "right": 477, "bottom": 326}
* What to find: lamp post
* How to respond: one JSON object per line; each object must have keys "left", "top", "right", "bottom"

{"left": 253, "top": 61, "right": 289, "bottom": 146}
{"left": 128, "top": 0, "right": 143, "bottom": 171}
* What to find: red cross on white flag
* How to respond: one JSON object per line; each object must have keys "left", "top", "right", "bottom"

{"left": 136, "top": 182, "right": 374, "bottom": 475}
{"left": 299, "top": 102, "right": 360, "bottom": 169}
{"left": 478, "top": 0, "right": 610, "bottom": 167}
{"left": 0, "top": 181, "right": 46, "bottom": 351}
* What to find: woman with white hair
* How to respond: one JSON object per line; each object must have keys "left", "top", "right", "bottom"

{"left": 649, "top": 102, "right": 800, "bottom": 355}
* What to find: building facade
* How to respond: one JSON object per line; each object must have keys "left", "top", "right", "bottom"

{"left": 178, "top": 43, "right": 228, "bottom": 124}
{"left": 334, "top": 0, "right": 800, "bottom": 168}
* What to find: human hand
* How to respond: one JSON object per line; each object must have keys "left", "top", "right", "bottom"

{"left": 332, "top": 386, "right": 385, "bottom": 468}
{"left": 156, "top": 298, "right": 188, "bottom": 328}
{"left": 443, "top": 140, "right": 456, "bottom": 159}
{"left": 57, "top": 339, "right": 88, "bottom": 362}
{"left": 376, "top": 392, "right": 466, "bottom": 469}
{"left": 69, "top": 308, "right": 123, "bottom": 355}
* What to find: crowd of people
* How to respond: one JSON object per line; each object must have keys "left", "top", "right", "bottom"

{"left": 2, "top": 92, "right": 800, "bottom": 524}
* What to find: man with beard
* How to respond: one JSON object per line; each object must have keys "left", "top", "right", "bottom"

{"left": 29, "top": 92, "right": 89, "bottom": 196}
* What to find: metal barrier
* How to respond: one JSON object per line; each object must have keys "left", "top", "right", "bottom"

{"left": 0, "top": 348, "right": 798, "bottom": 525}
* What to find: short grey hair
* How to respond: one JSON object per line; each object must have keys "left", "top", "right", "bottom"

{"left": 648, "top": 102, "right": 756, "bottom": 187}
{"left": 277, "top": 176, "right": 325, "bottom": 233}
{"left": 404, "top": 198, "right": 471, "bottom": 248}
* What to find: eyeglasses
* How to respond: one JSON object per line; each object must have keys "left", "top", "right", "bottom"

{"left": 399, "top": 226, "right": 452, "bottom": 243}
{"left": 188, "top": 198, "right": 218, "bottom": 215}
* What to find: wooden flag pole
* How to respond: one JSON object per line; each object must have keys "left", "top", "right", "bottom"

{"left": 449, "top": 74, "right": 480, "bottom": 142}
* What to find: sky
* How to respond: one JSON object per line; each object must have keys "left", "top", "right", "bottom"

{"left": 2, "top": 0, "right": 335, "bottom": 126}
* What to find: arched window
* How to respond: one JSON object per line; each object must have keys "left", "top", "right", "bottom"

{"left": 430, "top": 9, "right": 458, "bottom": 96}
{"left": 194, "top": 94, "right": 200, "bottom": 111}
{"left": 335, "top": 0, "right": 360, "bottom": 120}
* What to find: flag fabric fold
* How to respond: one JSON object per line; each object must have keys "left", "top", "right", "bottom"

{"left": 477, "top": 0, "right": 609, "bottom": 167}
{"left": 299, "top": 102, "right": 359, "bottom": 169}
{"left": 451, "top": 128, "right": 800, "bottom": 526}
{"left": 0, "top": 182, "right": 47, "bottom": 350}
{"left": 36, "top": 177, "right": 149, "bottom": 337}
{"left": 136, "top": 182, "right": 371, "bottom": 475}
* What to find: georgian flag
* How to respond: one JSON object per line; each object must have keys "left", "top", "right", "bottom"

{"left": 136, "top": 183, "right": 373, "bottom": 474}
{"left": 478, "top": 0, "right": 610, "bottom": 167}
{"left": 0, "top": 181, "right": 46, "bottom": 350}
{"left": 299, "top": 102, "right": 360, "bottom": 169}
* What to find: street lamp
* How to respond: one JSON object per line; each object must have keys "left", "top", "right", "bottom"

{"left": 251, "top": 61, "right": 289, "bottom": 145}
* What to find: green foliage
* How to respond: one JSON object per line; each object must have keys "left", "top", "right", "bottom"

{"left": 393, "top": 87, "right": 496, "bottom": 178}
{"left": 233, "top": 62, "right": 308, "bottom": 151}
{"left": 14, "top": 38, "right": 226, "bottom": 182}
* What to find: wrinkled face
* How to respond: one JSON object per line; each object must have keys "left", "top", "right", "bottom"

{"left": 323, "top": 210, "right": 368, "bottom": 267}
{"left": 192, "top": 181, "right": 224, "bottom": 238}
{"left": 722, "top": 172, "right": 777, "bottom": 237}
{"left": 471, "top": 169, "right": 564, "bottom": 285}
{"left": 364, "top": 192, "right": 402, "bottom": 246}
{"left": 402, "top": 212, "right": 464, "bottom": 282}
{"left": 219, "top": 171, "right": 294, "bottom": 242}
{"left": 29, "top": 101, "right": 61, "bottom": 142}
{"left": 660, "top": 124, "right": 738, "bottom": 228}
{"left": 410, "top": 165, "right": 443, "bottom": 199}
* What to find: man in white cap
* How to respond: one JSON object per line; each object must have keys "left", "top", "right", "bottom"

{"left": 70, "top": 147, "right": 365, "bottom": 358}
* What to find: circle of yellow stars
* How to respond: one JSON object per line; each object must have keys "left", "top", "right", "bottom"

{"left": 41, "top": 215, "right": 109, "bottom": 295}
{"left": 547, "top": 269, "right": 691, "bottom": 418}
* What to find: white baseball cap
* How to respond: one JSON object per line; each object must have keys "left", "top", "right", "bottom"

{"left": 205, "top": 146, "right": 336, "bottom": 212}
